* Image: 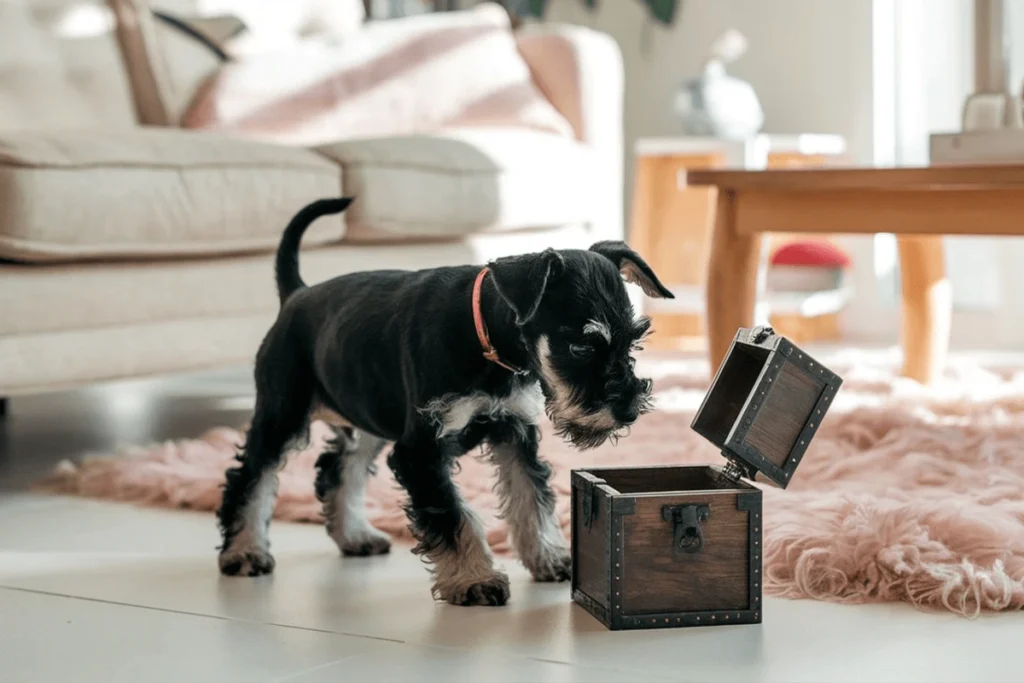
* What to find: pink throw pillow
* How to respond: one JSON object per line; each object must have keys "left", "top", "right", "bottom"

{"left": 181, "top": 4, "right": 575, "bottom": 145}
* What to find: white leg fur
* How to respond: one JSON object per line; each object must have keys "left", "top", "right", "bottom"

{"left": 324, "top": 433, "right": 391, "bottom": 556}
{"left": 489, "top": 441, "right": 571, "bottom": 582}
{"left": 218, "top": 470, "right": 278, "bottom": 574}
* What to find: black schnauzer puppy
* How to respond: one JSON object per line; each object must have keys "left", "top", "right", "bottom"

{"left": 217, "top": 197, "right": 673, "bottom": 606}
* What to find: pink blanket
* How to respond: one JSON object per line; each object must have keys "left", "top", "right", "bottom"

{"left": 37, "top": 355, "right": 1024, "bottom": 617}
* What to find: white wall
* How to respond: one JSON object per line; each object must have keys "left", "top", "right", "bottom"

{"left": 538, "top": 0, "right": 877, "bottom": 175}
{"left": 534, "top": 0, "right": 882, "bottom": 339}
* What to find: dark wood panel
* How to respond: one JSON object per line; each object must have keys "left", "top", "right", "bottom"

{"left": 574, "top": 485, "right": 610, "bottom": 608}
{"left": 692, "top": 343, "right": 768, "bottom": 447}
{"left": 620, "top": 492, "right": 749, "bottom": 615}
{"left": 746, "top": 363, "right": 823, "bottom": 467}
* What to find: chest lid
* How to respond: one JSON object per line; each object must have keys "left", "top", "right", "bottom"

{"left": 691, "top": 327, "right": 843, "bottom": 489}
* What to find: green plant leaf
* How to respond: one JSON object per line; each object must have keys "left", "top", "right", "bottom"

{"left": 643, "top": 0, "right": 678, "bottom": 25}
{"left": 527, "top": 0, "right": 547, "bottom": 17}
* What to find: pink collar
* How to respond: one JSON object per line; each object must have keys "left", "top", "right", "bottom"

{"left": 472, "top": 267, "right": 523, "bottom": 374}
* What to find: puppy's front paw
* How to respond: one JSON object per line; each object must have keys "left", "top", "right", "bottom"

{"left": 340, "top": 528, "right": 392, "bottom": 557}
{"left": 525, "top": 547, "right": 572, "bottom": 583}
{"left": 219, "top": 547, "right": 275, "bottom": 577}
{"left": 439, "top": 572, "right": 511, "bottom": 606}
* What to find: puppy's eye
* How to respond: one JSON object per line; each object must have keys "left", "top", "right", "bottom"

{"left": 569, "top": 344, "right": 593, "bottom": 358}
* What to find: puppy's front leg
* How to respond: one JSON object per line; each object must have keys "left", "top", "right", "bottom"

{"left": 388, "top": 440, "right": 510, "bottom": 606}
{"left": 489, "top": 426, "right": 571, "bottom": 582}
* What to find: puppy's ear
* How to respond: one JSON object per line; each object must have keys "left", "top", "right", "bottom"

{"left": 589, "top": 241, "right": 674, "bottom": 299}
{"left": 488, "top": 248, "right": 564, "bottom": 325}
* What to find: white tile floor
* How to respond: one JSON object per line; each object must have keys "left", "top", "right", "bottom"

{"left": 4, "top": 495, "right": 1024, "bottom": 683}
{"left": 2, "top": 368, "right": 1024, "bottom": 683}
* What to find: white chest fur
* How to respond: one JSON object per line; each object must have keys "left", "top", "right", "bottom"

{"left": 423, "top": 383, "right": 545, "bottom": 437}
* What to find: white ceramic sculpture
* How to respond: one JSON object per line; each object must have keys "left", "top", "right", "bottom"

{"left": 674, "top": 29, "right": 764, "bottom": 140}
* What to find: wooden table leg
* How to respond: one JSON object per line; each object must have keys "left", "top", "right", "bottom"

{"left": 897, "top": 235, "right": 951, "bottom": 383}
{"left": 706, "top": 191, "right": 762, "bottom": 374}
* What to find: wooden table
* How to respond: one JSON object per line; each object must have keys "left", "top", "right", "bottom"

{"left": 686, "top": 165, "right": 1024, "bottom": 383}
{"left": 629, "top": 135, "right": 846, "bottom": 350}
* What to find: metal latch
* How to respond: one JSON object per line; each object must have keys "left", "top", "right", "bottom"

{"left": 661, "top": 504, "right": 711, "bottom": 556}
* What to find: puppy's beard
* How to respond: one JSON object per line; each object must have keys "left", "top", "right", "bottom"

{"left": 536, "top": 335, "right": 624, "bottom": 450}
{"left": 551, "top": 417, "right": 624, "bottom": 450}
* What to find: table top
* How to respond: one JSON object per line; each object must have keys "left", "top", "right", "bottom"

{"left": 686, "top": 164, "right": 1024, "bottom": 190}
{"left": 634, "top": 134, "right": 846, "bottom": 158}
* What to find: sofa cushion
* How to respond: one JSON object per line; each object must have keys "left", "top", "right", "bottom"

{"left": 0, "top": 127, "right": 343, "bottom": 263}
{"left": 317, "top": 127, "right": 596, "bottom": 241}
{"left": 0, "top": 224, "right": 590, "bottom": 394}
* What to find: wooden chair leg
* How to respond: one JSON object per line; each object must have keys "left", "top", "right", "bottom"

{"left": 897, "top": 235, "right": 951, "bottom": 384}
{"left": 706, "top": 191, "right": 762, "bottom": 374}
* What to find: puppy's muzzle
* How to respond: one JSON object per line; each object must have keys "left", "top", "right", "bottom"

{"left": 610, "top": 377, "right": 654, "bottom": 427}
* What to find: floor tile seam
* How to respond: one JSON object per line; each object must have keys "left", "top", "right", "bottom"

{"left": 0, "top": 585, "right": 405, "bottom": 645}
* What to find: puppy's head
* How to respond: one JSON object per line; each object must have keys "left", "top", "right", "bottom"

{"left": 489, "top": 241, "right": 674, "bottom": 449}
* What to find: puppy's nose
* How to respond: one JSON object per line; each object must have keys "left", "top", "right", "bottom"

{"left": 616, "top": 403, "right": 640, "bottom": 425}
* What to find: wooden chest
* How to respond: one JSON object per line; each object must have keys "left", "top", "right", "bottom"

{"left": 571, "top": 327, "right": 843, "bottom": 630}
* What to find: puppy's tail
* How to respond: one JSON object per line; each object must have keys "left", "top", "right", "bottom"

{"left": 275, "top": 197, "right": 354, "bottom": 304}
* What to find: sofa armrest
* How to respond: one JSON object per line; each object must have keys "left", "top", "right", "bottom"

{"left": 516, "top": 24, "right": 624, "bottom": 242}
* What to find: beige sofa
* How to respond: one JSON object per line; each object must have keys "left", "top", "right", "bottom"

{"left": 0, "top": 0, "right": 623, "bottom": 398}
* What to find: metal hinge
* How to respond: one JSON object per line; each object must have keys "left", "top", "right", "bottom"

{"left": 717, "top": 453, "right": 757, "bottom": 485}
{"left": 721, "top": 460, "right": 745, "bottom": 483}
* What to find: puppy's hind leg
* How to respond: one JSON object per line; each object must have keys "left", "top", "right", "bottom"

{"left": 218, "top": 335, "right": 312, "bottom": 577}
{"left": 315, "top": 427, "right": 391, "bottom": 557}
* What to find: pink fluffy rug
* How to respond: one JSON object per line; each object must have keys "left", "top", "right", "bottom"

{"left": 36, "top": 352, "right": 1024, "bottom": 617}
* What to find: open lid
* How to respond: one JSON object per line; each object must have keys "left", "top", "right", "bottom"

{"left": 691, "top": 327, "right": 843, "bottom": 489}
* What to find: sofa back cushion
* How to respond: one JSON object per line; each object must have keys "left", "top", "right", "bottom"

{"left": 0, "top": 0, "right": 138, "bottom": 129}
{"left": 180, "top": 3, "right": 573, "bottom": 146}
